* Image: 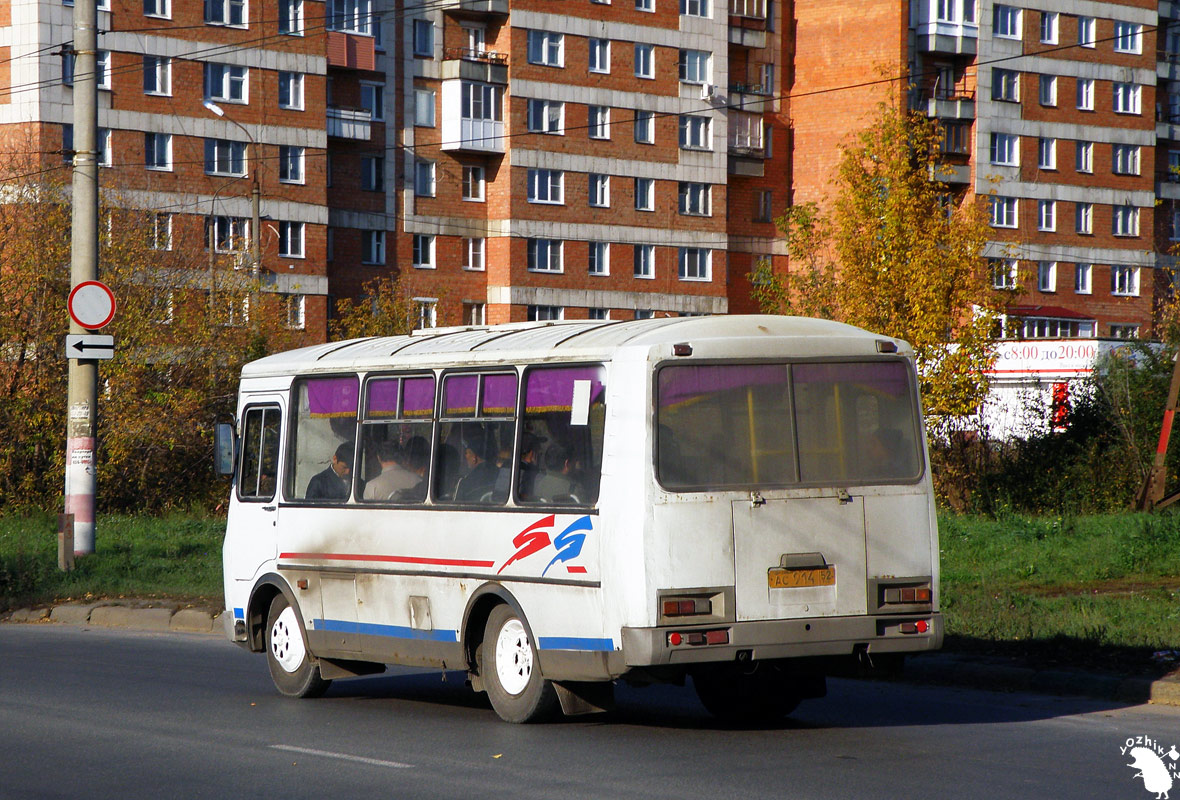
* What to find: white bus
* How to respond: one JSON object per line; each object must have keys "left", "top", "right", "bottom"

{"left": 218, "top": 315, "right": 942, "bottom": 723}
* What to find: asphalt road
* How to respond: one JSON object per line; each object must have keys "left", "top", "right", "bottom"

{"left": 1, "top": 624, "right": 1177, "bottom": 800}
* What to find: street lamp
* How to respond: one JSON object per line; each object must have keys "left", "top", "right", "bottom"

{"left": 202, "top": 100, "right": 261, "bottom": 278}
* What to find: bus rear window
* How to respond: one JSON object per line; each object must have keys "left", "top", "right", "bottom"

{"left": 657, "top": 361, "right": 921, "bottom": 490}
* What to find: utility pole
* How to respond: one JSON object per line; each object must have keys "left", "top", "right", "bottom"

{"left": 64, "top": 0, "right": 100, "bottom": 555}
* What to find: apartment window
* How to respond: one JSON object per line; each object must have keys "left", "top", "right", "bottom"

{"left": 415, "top": 299, "right": 438, "bottom": 330}
{"left": 634, "top": 109, "right": 654, "bottom": 143}
{"left": 993, "top": 4, "right": 1020, "bottom": 39}
{"left": 527, "top": 168, "right": 564, "bottom": 204}
{"left": 681, "top": 0, "right": 707, "bottom": 16}
{"left": 360, "top": 82, "right": 384, "bottom": 121}
{"left": 1076, "top": 78, "right": 1094, "bottom": 110}
{"left": 588, "top": 105, "right": 610, "bottom": 139}
{"left": 61, "top": 123, "right": 72, "bottom": 163}
{"left": 588, "top": 308, "right": 611, "bottom": 321}
{"left": 679, "top": 115, "right": 711, "bottom": 149}
{"left": 1039, "top": 11, "right": 1057, "bottom": 44}
{"left": 279, "top": 71, "right": 304, "bottom": 110}
{"left": 1037, "top": 262, "right": 1056, "bottom": 292}
{"left": 1078, "top": 16, "right": 1095, "bottom": 47}
{"left": 463, "top": 238, "right": 485, "bottom": 270}
{"left": 1037, "top": 200, "right": 1056, "bottom": 231}
{"left": 1113, "top": 83, "right": 1141, "bottom": 115}
{"left": 361, "top": 155, "right": 384, "bottom": 191}
{"left": 990, "top": 132, "right": 1018, "bottom": 165}
{"left": 527, "top": 99, "right": 564, "bottom": 133}
{"left": 1111, "top": 323, "right": 1140, "bottom": 339}
{"left": 279, "top": 145, "right": 304, "bottom": 183}
{"left": 942, "top": 122, "right": 970, "bottom": 154}
{"left": 990, "top": 196, "right": 1017, "bottom": 228}
{"left": 462, "top": 165, "right": 485, "bottom": 201}
{"left": 205, "top": 0, "right": 246, "bottom": 26}
{"left": 679, "top": 49, "right": 711, "bottom": 85}
{"left": 143, "top": 56, "right": 171, "bottom": 95}
{"left": 589, "top": 38, "right": 610, "bottom": 73}
{"left": 1038, "top": 75, "right": 1056, "bottom": 107}
{"left": 1170, "top": 151, "right": 1180, "bottom": 181}
{"left": 279, "top": 0, "right": 303, "bottom": 34}
{"left": 208, "top": 216, "right": 249, "bottom": 252}
{"left": 463, "top": 302, "right": 487, "bottom": 325}
{"left": 528, "top": 305, "right": 564, "bottom": 321}
{"left": 412, "top": 234, "right": 435, "bottom": 269}
{"left": 634, "top": 244, "right": 655, "bottom": 278}
{"left": 755, "top": 190, "right": 773, "bottom": 222}
{"left": 283, "top": 294, "right": 305, "bottom": 330}
{"left": 1111, "top": 265, "right": 1139, "bottom": 296}
{"left": 94, "top": 129, "right": 110, "bottom": 167}
{"left": 635, "top": 177, "right": 654, "bottom": 210}
{"left": 990, "top": 258, "right": 1018, "bottom": 290}
{"left": 150, "top": 213, "right": 172, "bottom": 251}
{"left": 527, "top": 30, "right": 564, "bottom": 67}
{"left": 149, "top": 291, "right": 174, "bottom": 327}
{"left": 145, "top": 132, "right": 171, "bottom": 170}
{"left": 589, "top": 241, "right": 610, "bottom": 276}
{"left": 95, "top": 51, "right": 111, "bottom": 90}
{"left": 144, "top": 0, "right": 170, "bottom": 18}
{"left": 362, "top": 230, "right": 385, "bottom": 264}
{"left": 1075, "top": 263, "right": 1092, "bottom": 294}
{"left": 414, "top": 90, "right": 435, "bottom": 126}
{"left": 678, "top": 182, "right": 711, "bottom": 216}
{"left": 636, "top": 0, "right": 653, "bottom": 11}
{"left": 1113, "top": 21, "right": 1142, "bottom": 54}
{"left": 635, "top": 44, "right": 654, "bottom": 79}
{"left": 992, "top": 68, "right": 1019, "bottom": 102}
{"left": 328, "top": 0, "right": 373, "bottom": 34}
{"left": 279, "top": 221, "right": 305, "bottom": 258}
{"left": 589, "top": 173, "right": 610, "bottom": 207}
{"left": 678, "top": 247, "right": 711, "bottom": 281}
{"left": 1112, "top": 144, "right": 1140, "bottom": 175}
{"left": 1173, "top": 209, "right": 1180, "bottom": 241}
{"left": 413, "top": 19, "right": 434, "bottom": 57}
{"left": 1076, "top": 141, "right": 1093, "bottom": 173}
{"left": 204, "top": 63, "right": 247, "bottom": 103}
{"left": 527, "top": 238, "right": 563, "bottom": 273}
{"left": 1076, "top": 202, "right": 1093, "bottom": 234}
{"left": 1037, "top": 137, "right": 1056, "bottom": 169}
{"left": 1113, "top": 205, "right": 1139, "bottom": 237}
{"left": 204, "top": 138, "right": 246, "bottom": 176}
{"left": 635, "top": 310, "right": 655, "bottom": 320}
{"left": 414, "top": 159, "right": 435, "bottom": 197}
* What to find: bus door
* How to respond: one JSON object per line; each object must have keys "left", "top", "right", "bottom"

{"left": 227, "top": 398, "right": 284, "bottom": 582}
{"left": 731, "top": 496, "right": 868, "bottom": 621}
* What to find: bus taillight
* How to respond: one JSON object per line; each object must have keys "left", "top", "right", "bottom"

{"left": 662, "top": 598, "right": 710, "bottom": 617}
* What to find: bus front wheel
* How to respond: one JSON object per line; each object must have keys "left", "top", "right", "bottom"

{"left": 482, "top": 605, "right": 558, "bottom": 723}
{"left": 692, "top": 661, "right": 802, "bottom": 723}
{"left": 265, "top": 594, "right": 331, "bottom": 699}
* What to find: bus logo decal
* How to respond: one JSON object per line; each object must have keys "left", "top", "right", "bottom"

{"left": 497, "top": 514, "right": 592, "bottom": 576}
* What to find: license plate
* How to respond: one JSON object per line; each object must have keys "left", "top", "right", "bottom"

{"left": 768, "top": 566, "right": 835, "bottom": 589}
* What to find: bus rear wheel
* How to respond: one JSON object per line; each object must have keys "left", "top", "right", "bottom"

{"left": 265, "top": 594, "right": 331, "bottom": 699}
{"left": 692, "top": 661, "right": 802, "bottom": 724}
{"left": 482, "top": 605, "right": 558, "bottom": 723}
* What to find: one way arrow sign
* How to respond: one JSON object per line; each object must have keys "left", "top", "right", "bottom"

{"left": 65, "top": 334, "right": 115, "bottom": 360}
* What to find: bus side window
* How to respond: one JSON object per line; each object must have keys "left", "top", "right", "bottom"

{"left": 358, "top": 375, "right": 435, "bottom": 504}
{"left": 435, "top": 372, "right": 516, "bottom": 505}
{"left": 517, "top": 365, "right": 607, "bottom": 506}
{"left": 288, "top": 376, "right": 360, "bottom": 502}
{"left": 239, "top": 406, "right": 280, "bottom": 501}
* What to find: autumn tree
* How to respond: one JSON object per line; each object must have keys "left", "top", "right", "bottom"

{"left": 750, "top": 101, "right": 1002, "bottom": 419}
{"left": 330, "top": 274, "right": 447, "bottom": 340}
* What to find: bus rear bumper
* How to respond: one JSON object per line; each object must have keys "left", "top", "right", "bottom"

{"left": 621, "top": 612, "right": 943, "bottom": 668}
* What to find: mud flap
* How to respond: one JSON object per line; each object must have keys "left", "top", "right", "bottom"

{"left": 554, "top": 681, "right": 615, "bottom": 716}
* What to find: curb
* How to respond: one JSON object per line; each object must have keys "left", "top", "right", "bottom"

{"left": 3, "top": 601, "right": 224, "bottom": 636}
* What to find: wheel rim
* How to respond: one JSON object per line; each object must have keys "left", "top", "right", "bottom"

{"left": 270, "top": 606, "right": 306, "bottom": 674}
{"left": 494, "top": 617, "right": 532, "bottom": 696}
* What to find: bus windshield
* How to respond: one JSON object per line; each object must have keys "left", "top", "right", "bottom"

{"left": 657, "top": 361, "right": 921, "bottom": 490}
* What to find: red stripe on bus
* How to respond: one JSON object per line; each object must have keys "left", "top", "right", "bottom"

{"left": 280, "top": 552, "right": 497, "bottom": 568}
{"left": 565, "top": 565, "right": 588, "bottom": 574}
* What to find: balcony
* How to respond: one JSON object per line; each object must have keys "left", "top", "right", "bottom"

{"left": 1158, "top": 170, "right": 1180, "bottom": 200}
{"left": 440, "top": 80, "right": 504, "bottom": 153}
{"left": 1156, "top": 108, "right": 1180, "bottom": 140}
{"left": 438, "top": 0, "right": 508, "bottom": 16}
{"left": 441, "top": 47, "right": 508, "bottom": 84}
{"left": 912, "top": 0, "right": 978, "bottom": 54}
{"left": 326, "top": 106, "right": 372, "bottom": 140}
{"left": 326, "top": 30, "right": 376, "bottom": 71}
{"left": 929, "top": 162, "right": 970, "bottom": 184}
{"left": 912, "top": 87, "right": 976, "bottom": 120}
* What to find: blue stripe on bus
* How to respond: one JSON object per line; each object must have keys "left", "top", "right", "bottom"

{"left": 312, "top": 618, "right": 459, "bottom": 643}
{"left": 537, "top": 636, "right": 615, "bottom": 652}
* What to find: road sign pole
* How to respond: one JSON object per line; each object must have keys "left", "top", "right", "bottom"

{"left": 65, "top": 0, "right": 99, "bottom": 557}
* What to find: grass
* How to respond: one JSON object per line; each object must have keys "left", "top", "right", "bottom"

{"left": 1, "top": 510, "right": 1177, "bottom": 676}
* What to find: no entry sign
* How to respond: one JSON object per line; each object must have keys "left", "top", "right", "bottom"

{"left": 68, "top": 281, "right": 116, "bottom": 330}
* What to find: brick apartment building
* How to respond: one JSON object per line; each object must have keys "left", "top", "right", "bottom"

{"left": 0, "top": 0, "right": 1173, "bottom": 340}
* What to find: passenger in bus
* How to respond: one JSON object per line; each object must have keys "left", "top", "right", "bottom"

{"left": 533, "top": 442, "right": 578, "bottom": 502}
{"left": 363, "top": 439, "right": 420, "bottom": 501}
{"left": 305, "top": 441, "right": 354, "bottom": 500}
{"left": 514, "top": 433, "right": 545, "bottom": 501}
{"left": 455, "top": 429, "right": 500, "bottom": 502}
{"left": 392, "top": 443, "right": 430, "bottom": 503}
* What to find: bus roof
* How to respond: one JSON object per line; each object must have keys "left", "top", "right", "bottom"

{"left": 240, "top": 315, "right": 909, "bottom": 378}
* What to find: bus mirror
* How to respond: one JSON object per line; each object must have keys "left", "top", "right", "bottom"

{"left": 214, "top": 422, "right": 236, "bottom": 476}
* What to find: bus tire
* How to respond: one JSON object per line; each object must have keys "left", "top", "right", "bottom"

{"left": 265, "top": 594, "right": 331, "bottom": 699}
{"left": 482, "top": 604, "right": 558, "bottom": 723}
{"left": 692, "top": 662, "right": 801, "bottom": 723}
